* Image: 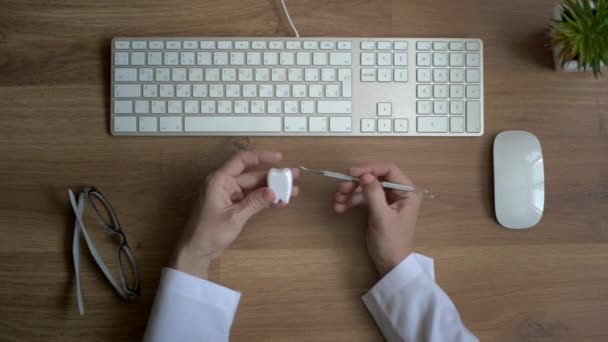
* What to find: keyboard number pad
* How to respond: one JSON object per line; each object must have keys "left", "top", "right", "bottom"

{"left": 416, "top": 40, "right": 481, "bottom": 133}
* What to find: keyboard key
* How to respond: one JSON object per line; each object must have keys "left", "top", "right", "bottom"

{"left": 151, "top": 100, "right": 166, "bottom": 113}
{"left": 184, "top": 40, "right": 198, "bottom": 49}
{"left": 135, "top": 100, "right": 149, "bottom": 113}
{"left": 176, "top": 84, "right": 191, "bottom": 97}
{"left": 114, "top": 117, "right": 136, "bottom": 132}
{"left": 131, "top": 52, "right": 145, "bottom": 65}
{"left": 164, "top": 52, "right": 178, "bottom": 65}
{"left": 200, "top": 41, "right": 215, "bottom": 49}
{"left": 377, "top": 68, "right": 391, "bottom": 82}
{"left": 325, "top": 84, "right": 339, "bottom": 98}
{"left": 433, "top": 84, "right": 448, "bottom": 98}
{"left": 160, "top": 116, "right": 182, "bottom": 132}
{"left": 394, "top": 41, "right": 408, "bottom": 50}
{"left": 394, "top": 52, "right": 408, "bottom": 66}
{"left": 416, "top": 53, "right": 431, "bottom": 66}
{"left": 465, "top": 41, "right": 480, "bottom": 50}
{"left": 166, "top": 41, "right": 181, "bottom": 49}
{"left": 234, "top": 100, "right": 249, "bottom": 114}
{"left": 263, "top": 52, "right": 278, "bottom": 65}
{"left": 450, "top": 100, "right": 464, "bottom": 114}
{"left": 272, "top": 68, "right": 286, "bottom": 81}
{"left": 318, "top": 100, "right": 351, "bottom": 114}
{"left": 309, "top": 117, "right": 328, "bottom": 132}
{"left": 286, "top": 41, "right": 301, "bottom": 49}
{"left": 148, "top": 52, "right": 162, "bottom": 65}
{"left": 309, "top": 84, "right": 323, "bottom": 97}
{"left": 168, "top": 100, "right": 182, "bottom": 113}
{"left": 450, "top": 117, "right": 464, "bottom": 133}
{"left": 433, "top": 41, "right": 447, "bottom": 50}
{"left": 337, "top": 41, "right": 352, "bottom": 49}
{"left": 185, "top": 100, "right": 199, "bottom": 113}
{"left": 251, "top": 41, "right": 267, "bottom": 49}
{"left": 226, "top": 84, "right": 240, "bottom": 97}
{"left": 432, "top": 53, "right": 448, "bottom": 66}
{"left": 209, "top": 84, "right": 223, "bottom": 97}
{"left": 433, "top": 100, "right": 448, "bottom": 114}
{"left": 466, "top": 85, "right": 481, "bottom": 98}
{"left": 115, "top": 68, "right": 137, "bottom": 82}
{"left": 450, "top": 84, "right": 464, "bottom": 98}
{"left": 114, "top": 84, "right": 141, "bottom": 97}
{"left": 230, "top": 52, "right": 245, "bottom": 65}
{"left": 180, "top": 52, "right": 194, "bottom": 65}
{"left": 269, "top": 41, "right": 284, "bottom": 49}
{"left": 321, "top": 68, "right": 336, "bottom": 82}
{"left": 114, "top": 41, "right": 129, "bottom": 49}
{"left": 301, "top": 100, "right": 315, "bottom": 114}
{"left": 394, "top": 118, "right": 408, "bottom": 132}
{"left": 450, "top": 68, "right": 464, "bottom": 82}
{"left": 217, "top": 41, "right": 232, "bottom": 49}
{"left": 185, "top": 116, "right": 282, "bottom": 132}
{"left": 268, "top": 100, "right": 281, "bottom": 113}
{"left": 284, "top": 117, "right": 307, "bottom": 132}
{"left": 329, "top": 53, "right": 352, "bottom": 65}
{"left": 304, "top": 41, "right": 318, "bottom": 49}
{"left": 114, "top": 100, "right": 132, "bottom": 113}
{"left": 377, "top": 41, "right": 391, "bottom": 50}
{"left": 189, "top": 68, "right": 203, "bottom": 81}
{"left": 218, "top": 100, "right": 232, "bottom": 113}
{"left": 417, "top": 101, "right": 431, "bottom": 114}
{"left": 417, "top": 117, "right": 448, "bottom": 133}
{"left": 201, "top": 100, "right": 215, "bottom": 113}
{"left": 338, "top": 69, "right": 352, "bottom": 97}
{"left": 255, "top": 68, "right": 270, "bottom": 81}
{"left": 361, "top": 119, "right": 375, "bottom": 132}
{"left": 276, "top": 84, "right": 290, "bottom": 97}
{"left": 197, "top": 52, "right": 212, "bottom": 65}
{"left": 305, "top": 68, "right": 319, "bottom": 81}
{"left": 114, "top": 52, "right": 129, "bottom": 65}
{"left": 280, "top": 52, "right": 295, "bottom": 65}
{"left": 449, "top": 53, "right": 464, "bottom": 66}
{"left": 172, "top": 68, "right": 187, "bottom": 81}
{"left": 466, "top": 69, "right": 480, "bottom": 82}
{"left": 361, "top": 52, "right": 375, "bottom": 66}
{"left": 361, "top": 68, "right": 375, "bottom": 82}
{"left": 449, "top": 41, "right": 464, "bottom": 50}
{"left": 260, "top": 84, "right": 273, "bottom": 97}
{"left": 139, "top": 117, "right": 157, "bottom": 132}
{"left": 377, "top": 102, "right": 392, "bottom": 116}
{"left": 239, "top": 68, "right": 253, "bottom": 81}
{"left": 143, "top": 84, "right": 158, "bottom": 97}
{"left": 433, "top": 68, "right": 448, "bottom": 82}
{"left": 313, "top": 52, "right": 327, "bottom": 65}
{"left": 139, "top": 68, "right": 154, "bottom": 81}
{"left": 378, "top": 118, "right": 392, "bottom": 132}
{"left": 377, "top": 52, "right": 391, "bottom": 66}
{"left": 466, "top": 101, "right": 481, "bottom": 132}
{"left": 320, "top": 41, "right": 335, "bottom": 49}
{"left": 416, "top": 41, "right": 431, "bottom": 50}
{"left": 235, "top": 41, "right": 249, "bottom": 49}
{"left": 289, "top": 68, "right": 303, "bottom": 81}
{"left": 159, "top": 84, "right": 174, "bottom": 97}
{"left": 251, "top": 100, "right": 265, "bottom": 113}
{"left": 329, "top": 117, "right": 351, "bottom": 132}
{"left": 214, "top": 52, "right": 228, "bottom": 65}
{"left": 205, "top": 68, "right": 220, "bottom": 81}
{"left": 247, "top": 52, "right": 261, "bottom": 65}
{"left": 149, "top": 41, "right": 163, "bottom": 49}
{"left": 361, "top": 41, "right": 375, "bottom": 50}
{"left": 243, "top": 84, "right": 257, "bottom": 97}
{"left": 417, "top": 85, "right": 431, "bottom": 98}
{"left": 466, "top": 53, "right": 480, "bottom": 66}
{"left": 417, "top": 69, "right": 431, "bottom": 82}
{"left": 284, "top": 101, "right": 298, "bottom": 113}
{"left": 296, "top": 52, "right": 311, "bottom": 65}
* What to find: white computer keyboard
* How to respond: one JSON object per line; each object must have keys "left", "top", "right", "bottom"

{"left": 111, "top": 37, "right": 483, "bottom": 136}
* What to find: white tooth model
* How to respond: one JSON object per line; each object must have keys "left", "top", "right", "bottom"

{"left": 267, "top": 168, "right": 293, "bottom": 204}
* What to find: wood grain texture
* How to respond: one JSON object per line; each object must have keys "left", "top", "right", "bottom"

{"left": 1, "top": 0, "right": 607, "bottom": 341}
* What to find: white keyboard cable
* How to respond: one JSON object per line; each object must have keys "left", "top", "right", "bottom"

{"left": 280, "top": 0, "right": 300, "bottom": 37}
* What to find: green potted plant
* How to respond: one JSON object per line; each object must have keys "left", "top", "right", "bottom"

{"left": 549, "top": 0, "right": 608, "bottom": 78}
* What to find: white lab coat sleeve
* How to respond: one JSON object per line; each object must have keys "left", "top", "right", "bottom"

{"left": 362, "top": 253, "right": 478, "bottom": 342}
{"left": 143, "top": 268, "right": 241, "bottom": 342}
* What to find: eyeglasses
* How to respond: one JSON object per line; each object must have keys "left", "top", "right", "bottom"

{"left": 69, "top": 186, "right": 140, "bottom": 314}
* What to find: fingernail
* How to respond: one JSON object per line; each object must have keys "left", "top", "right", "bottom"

{"left": 361, "top": 174, "right": 374, "bottom": 184}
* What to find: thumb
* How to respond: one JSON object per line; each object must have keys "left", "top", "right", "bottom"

{"left": 360, "top": 174, "right": 389, "bottom": 214}
{"left": 233, "top": 187, "right": 275, "bottom": 223}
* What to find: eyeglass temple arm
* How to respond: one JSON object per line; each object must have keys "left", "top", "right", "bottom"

{"left": 69, "top": 190, "right": 128, "bottom": 315}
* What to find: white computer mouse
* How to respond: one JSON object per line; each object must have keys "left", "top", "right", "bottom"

{"left": 493, "top": 130, "right": 544, "bottom": 229}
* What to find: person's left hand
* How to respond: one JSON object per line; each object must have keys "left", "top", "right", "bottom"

{"left": 172, "top": 150, "right": 300, "bottom": 279}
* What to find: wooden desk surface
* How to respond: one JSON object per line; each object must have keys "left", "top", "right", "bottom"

{"left": 1, "top": 0, "right": 607, "bottom": 340}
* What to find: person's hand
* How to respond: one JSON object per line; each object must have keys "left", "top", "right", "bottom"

{"left": 172, "top": 150, "right": 299, "bottom": 279}
{"left": 333, "top": 162, "right": 422, "bottom": 277}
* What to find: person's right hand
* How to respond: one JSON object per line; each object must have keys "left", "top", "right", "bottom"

{"left": 333, "top": 162, "right": 423, "bottom": 277}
